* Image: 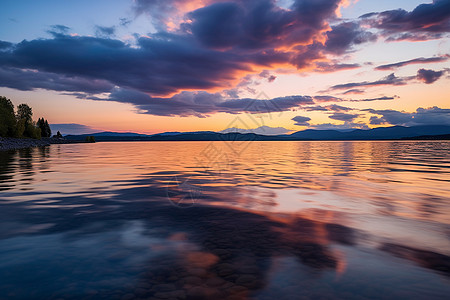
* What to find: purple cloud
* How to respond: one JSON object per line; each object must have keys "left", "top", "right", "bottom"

{"left": 292, "top": 116, "right": 312, "bottom": 126}
{"left": 361, "top": 0, "right": 450, "bottom": 41}
{"left": 416, "top": 68, "right": 444, "bottom": 84}
{"left": 366, "top": 106, "right": 450, "bottom": 126}
{"left": 325, "top": 22, "right": 377, "bottom": 55}
{"left": 108, "top": 89, "right": 314, "bottom": 117}
{"left": 329, "top": 73, "right": 408, "bottom": 90}
{"left": 375, "top": 55, "right": 449, "bottom": 70}
{"left": 328, "top": 112, "right": 360, "bottom": 122}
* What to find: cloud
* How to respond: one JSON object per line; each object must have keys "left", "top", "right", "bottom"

{"left": 329, "top": 73, "right": 408, "bottom": 90}
{"left": 259, "top": 70, "right": 277, "bottom": 82}
{"left": 0, "top": 41, "right": 12, "bottom": 50}
{"left": 325, "top": 104, "right": 353, "bottom": 112}
{"left": 303, "top": 104, "right": 353, "bottom": 112}
{"left": 2, "top": 0, "right": 433, "bottom": 119}
{"left": 325, "top": 22, "right": 377, "bottom": 54}
{"left": 367, "top": 106, "right": 450, "bottom": 126}
{"left": 375, "top": 55, "right": 449, "bottom": 70}
{"left": 95, "top": 25, "right": 116, "bottom": 37}
{"left": 0, "top": 34, "right": 254, "bottom": 95}
{"left": 108, "top": 89, "right": 314, "bottom": 117}
{"left": 0, "top": 67, "right": 114, "bottom": 93}
{"left": 292, "top": 116, "right": 311, "bottom": 126}
{"left": 330, "top": 68, "right": 447, "bottom": 92}
{"left": 361, "top": 0, "right": 450, "bottom": 41}
{"left": 0, "top": 1, "right": 370, "bottom": 102}
{"left": 328, "top": 112, "right": 359, "bottom": 122}
{"left": 49, "top": 25, "right": 71, "bottom": 35}
{"left": 309, "top": 96, "right": 395, "bottom": 106}
{"left": 341, "top": 89, "right": 364, "bottom": 95}
{"left": 303, "top": 105, "right": 329, "bottom": 112}
{"left": 185, "top": 0, "right": 343, "bottom": 50}
{"left": 314, "top": 95, "right": 343, "bottom": 102}
{"left": 314, "top": 62, "right": 360, "bottom": 73}
{"left": 348, "top": 96, "right": 397, "bottom": 102}
{"left": 49, "top": 123, "right": 98, "bottom": 135}
{"left": 132, "top": 0, "right": 215, "bottom": 31}
{"left": 416, "top": 68, "right": 444, "bottom": 84}
{"left": 310, "top": 122, "right": 369, "bottom": 130}
{"left": 220, "top": 126, "right": 291, "bottom": 135}
{"left": 119, "top": 18, "right": 132, "bottom": 27}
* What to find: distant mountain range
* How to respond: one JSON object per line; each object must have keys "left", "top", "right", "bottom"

{"left": 65, "top": 125, "right": 450, "bottom": 141}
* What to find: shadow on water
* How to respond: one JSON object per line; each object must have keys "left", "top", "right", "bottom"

{"left": 0, "top": 142, "right": 449, "bottom": 299}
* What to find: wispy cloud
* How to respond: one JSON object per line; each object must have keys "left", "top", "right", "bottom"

{"left": 375, "top": 56, "right": 449, "bottom": 71}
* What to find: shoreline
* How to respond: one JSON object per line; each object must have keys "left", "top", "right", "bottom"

{"left": 0, "top": 137, "right": 88, "bottom": 151}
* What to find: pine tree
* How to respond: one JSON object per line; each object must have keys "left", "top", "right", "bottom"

{"left": 0, "top": 96, "right": 16, "bottom": 137}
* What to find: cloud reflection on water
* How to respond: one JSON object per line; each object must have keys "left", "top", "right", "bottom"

{"left": 0, "top": 141, "right": 449, "bottom": 299}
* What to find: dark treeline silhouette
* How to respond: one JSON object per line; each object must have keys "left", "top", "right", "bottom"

{"left": 37, "top": 118, "right": 51, "bottom": 138}
{"left": 0, "top": 96, "right": 51, "bottom": 139}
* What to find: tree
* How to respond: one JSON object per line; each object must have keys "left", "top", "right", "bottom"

{"left": 37, "top": 118, "right": 52, "bottom": 137}
{"left": 17, "top": 104, "right": 33, "bottom": 124}
{"left": 44, "top": 120, "right": 51, "bottom": 137}
{"left": 16, "top": 103, "right": 41, "bottom": 139}
{"left": 0, "top": 96, "right": 16, "bottom": 137}
{"left": 25, "top": 122, "right": 41, "bottom": 139}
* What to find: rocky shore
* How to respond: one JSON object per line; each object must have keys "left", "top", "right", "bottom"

{"left": 0, "top": 137, "right": 87, "bottom": 151}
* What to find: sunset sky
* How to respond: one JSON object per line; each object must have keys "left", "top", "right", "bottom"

{"left": 1, "top": 0, "right": 449, "bottom": 135}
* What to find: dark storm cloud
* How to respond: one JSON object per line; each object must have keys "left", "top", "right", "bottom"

{"left": 361, "top": 0, "right": 450, "bottom": 41}
{"left": 367, "top": 106, "right": 450, "bottom": 126}
{"left": 0, "top": 34, "right": 251, "bottom": 95}
{"left": 185, "top": 0, "right": 343, "bottom": 50}
{"left": 108, "top": 89, "right": 314, "bottom": 117}
{"left": 292, "top": 116, "right": 311, "bottom": 126}
{"left": 375, "top": 56, "right": 449, "bottom": 70}
{"left": 328, "top": 112, "right": 359, "bottom": 122}
{"left": 0, "top": 67, "right": 114, "bottom": 93}
{"left": 416, "top": 68, "right": 444, "bottom": 84}
{"left": 0, "top": 2, "right": 358, "bottom": 98}
{"left": 0, "top": 41, "right": 12, "bottom": 49}
{"left": 325, "top": 22, "right": 377, "bottom": 55}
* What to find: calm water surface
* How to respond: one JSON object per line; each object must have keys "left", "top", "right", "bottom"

{"left": 0, "top": 141, "right": 449, "bottom": 299}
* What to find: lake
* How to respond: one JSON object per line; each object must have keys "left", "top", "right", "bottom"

{"left": 0, "top": 141, "right": 449, "bottom": 299}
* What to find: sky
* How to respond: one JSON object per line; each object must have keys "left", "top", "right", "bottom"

{"left": 0, "top": 0, "right": 449, "bottom": 135}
